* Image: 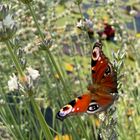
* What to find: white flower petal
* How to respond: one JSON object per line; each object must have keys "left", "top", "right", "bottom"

{"left": 77, "top": 20, "right": 83, "bottom": 28}
{"left": 26, "top": 67, "right": 40, "bottom": 80}
{"left": 107, "top": 0, "right": 115, "bottom": 4}
{"left": 3, "top": 14, "right": 14, "bottom": 27}
{"left": 129, "top": 10, "right": 137, "bottom": 16}
{"left": 8, "top": 73, "right": 18, "bottom": 91}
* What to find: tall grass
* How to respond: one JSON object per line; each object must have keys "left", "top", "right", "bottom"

{"left": 0, "top": 0, "right": 140, "bottom": 140}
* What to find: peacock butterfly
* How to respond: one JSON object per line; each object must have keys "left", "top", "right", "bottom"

{"left": 56, "top": 42, "right": 117, "bottom": 121}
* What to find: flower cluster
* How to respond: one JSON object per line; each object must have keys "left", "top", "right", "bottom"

{"left": 0, "top": 5, "right": 17, "bottom": 42}
{"left": 76, "top": 18, "right": 94, "bottom": 39}
{"left": 76, "top": 17, "right": 118, "bottom": 41}
{"left": 7, "top": 67, "right": 40, "bottom": 94}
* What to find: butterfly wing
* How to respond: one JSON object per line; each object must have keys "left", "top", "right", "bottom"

{"left": 91, "top": 42, "right": 117, "bottom": 93}
{"left": 56, "top": 42, "right": 117, "bottom": 121}
{"left": 56, "top": 92, "right": 112, "bottom": 121}
{"left": 88, "top": 42, "right": 117, "bottom": 111}
{"left": 56, "top": 93, "right": 92, "bottom": 121}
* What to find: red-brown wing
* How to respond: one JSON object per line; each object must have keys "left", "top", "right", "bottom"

{"left": 56, "top": 42, "right": 117, "bottom": 121}
{"left": 56, "top": 91, "right": 115, "bottom": 121}
{"left": 56, "top": 93, "right": 92, "bottom": 121}
{"left": 91, "top": 42, "right": 117, "bottom": 93}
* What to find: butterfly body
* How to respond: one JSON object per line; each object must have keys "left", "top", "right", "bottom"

{"left": 56, "top": 42, "right": 117, "bottom": 121}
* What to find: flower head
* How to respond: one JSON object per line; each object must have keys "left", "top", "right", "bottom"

{"left": 26, "top": 67, "right": 40, "bottom": 80}
{"left": 76, "top": 18, "right": 94, "bottom": 39}
{"left": 3, "top": 14, "right": 15, "bottom": 27}
{"left": 0, "top": 4, "right": 9, "bottom": 20}
{"left": 129, "top": 10, "right": 137, "bottom": 16}
{"left": 106, "top": 0, "right": 115, "bottom": 4}
{"left": 0, "top": 4, "right": 17, "bottom": 42}
{"left": 76, "top": 18, "right": 84, "bottom": 29}
{"left": 8, "top": 74, "right": 18, "bottom": 91}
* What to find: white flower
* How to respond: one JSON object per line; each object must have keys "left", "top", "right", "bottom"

{"left": 8, "top": 73, "right": 18, "bottom": 91}
{"left": 77, "top": 19, "right": 83, "bottom": 28}
{"left": 107, "top": 0, "right": 115, "bottom": 4}
{"left": 11, "top": 125, "right": 14, "bottom": 129}
{"left": 85, "top": 18, "right": 93, "bottom": 28}
{"left": 75, "top": 80, "right": 80, "bottom": 84}
{"left": 3, "top": 14, "right": 14, "bottom": 27}
{"left": 99, "top": 112, "right": 105, "bottom": 121}
{"left": 0, "top": 99, "right": 5, "bottom": 105}
{"left": 110, "top": 20, "right": 114, "bottom": 25}
{"left": 129, "top": 10, "right": 137, "bottom": 16}
{"left": 26, "top": 67, "right": 40, "bottom": 80}
{"left": 114, "top": 36, "right": 118, "bottom": 41}
{"left": 52, "top": 83, "right": 56, "bottom": 87}
{"left": 120, "top": 25, "right": 124, "bottom": 30}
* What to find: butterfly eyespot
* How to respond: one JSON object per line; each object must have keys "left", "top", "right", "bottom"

{"left": 56, "top": 41, "right": 117, "bottom": 121}
{"left": 88, "top": 104, "right": 99, "bottom": 111}
{"left": 63, "top": 106, "right": 70, "bottom": 111}
{"left": 104, "top": 63, "right": 112, "bottom": 76}
{"left": 62, "top": 105, "right": 72, "bottom": 112}
{"left": 87, "top": 102, "right": 100, "bottom": 114}
{"left": 92, "top": 47, "right": 100, "bottom": 61}
{"left": 56, "top": 105, "right": 73, "bottom": 120}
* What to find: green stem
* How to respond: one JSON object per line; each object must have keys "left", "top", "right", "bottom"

{"left": 132, "top": 17, "right": 137, "bottom": 34}
{"left": 0, "top": 89, "right": 25, "bottom": 140}
{"left": 27, "top": 3, "right": 69, "bottom": 93}
{"left": 130, "top": 6, "right": 137, "bottom": 34}
{"left": 5, "top": 40, "right": 25, "bottom": 77}
{"left": 5, "top": 39, "right": 53, "bottom": 139}
{"left": 27, "top": 4, "right": 44, "bottom": 39}
{"left": 78, "top": 4, "right": 83, "bottom": 19}
{"left": 77, "top": 3, "right": 92, "bottom": 48}
{"left": 30, "top": 97, "right": 53, "bottom": 140}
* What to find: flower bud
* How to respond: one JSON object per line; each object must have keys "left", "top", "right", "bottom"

{"left": 0, "top": 5, "right": 17, "bottom": 42}
{"left": 0, "top": 5, "right": 9, "bottom": 20}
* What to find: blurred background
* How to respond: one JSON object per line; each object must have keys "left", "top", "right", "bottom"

{"left": 0, "top": 0, "right": 140, "bottom": 140}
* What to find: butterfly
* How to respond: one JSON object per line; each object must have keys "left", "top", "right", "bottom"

{"left": 56, "top": 42, "right": 117, "bottom": 121}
